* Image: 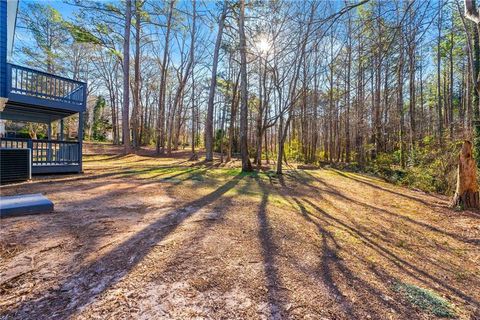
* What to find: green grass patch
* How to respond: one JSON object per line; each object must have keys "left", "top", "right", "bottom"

{"left": 131, "top": 166, "right": 199, "bottom": 179}
{"left": 393, "top": 282, "right": 456, "bottom": 318}
{"left": 160, "top": 177, "right": 182, "bottom": 183}
{"left": 224, "top": 168, "right": 242, "bottom": 176}
{"left": 268, "top": 194, "right": 296, "bottom": 209}
{"left": 189, "top": 172, "right": 205, "bottom": 181}
{"left": 327, "top": 227, "right": 361, "bottom": 244}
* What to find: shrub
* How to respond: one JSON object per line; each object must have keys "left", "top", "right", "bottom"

{"left": 355, "top": 138, "right": 462, "bottom": 195}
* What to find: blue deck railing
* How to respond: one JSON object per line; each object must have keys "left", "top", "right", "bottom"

{"left": 0, "top": 137, "right": 80, "bottom": 165}
{"left": 6, "top": 63, "right": 86, "bottom": 109}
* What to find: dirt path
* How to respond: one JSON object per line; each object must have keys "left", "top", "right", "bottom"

{"left": 1, "top": 145, "right": 479, "bottom": 319}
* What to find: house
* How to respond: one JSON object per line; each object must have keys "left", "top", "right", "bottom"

{"left": 0, "top": 0, "right": 86, "bottom": 175}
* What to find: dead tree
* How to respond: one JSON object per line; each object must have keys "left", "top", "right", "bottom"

{"left": 451, "top": 141, "right": 480, "bottom": 209}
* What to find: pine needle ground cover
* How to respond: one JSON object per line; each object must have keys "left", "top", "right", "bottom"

{"left": 1, "top": 144, "right": 478, "bottom": 319}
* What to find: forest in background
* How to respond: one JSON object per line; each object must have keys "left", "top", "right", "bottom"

{"left": 8, "top": 0, "right": 480, "bottom": 194}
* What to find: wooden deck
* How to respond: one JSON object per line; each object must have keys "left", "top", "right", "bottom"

{"left": 0, "top": 64, "right": 86, "bottom": 175}
{"left": 1, "top": 138, "right": 82, "bottom": 174}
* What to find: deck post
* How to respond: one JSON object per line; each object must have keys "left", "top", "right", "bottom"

{"left": 60, "top": 119, "right": 64, "bottom": 141}
{"left": 26, "top": 139, "right": 33, "bottom": 150}
{"left": 0, "top": 0, "right": 6, "bottom": 100}
{"left": 59, "top": 119, "right": 64, "bottom": 161}
{"left": 47, "top": 122, "right": 52, "bottom": 162}
{"left": 26, "top": 138, "right": 33, "bottom": 172}
{"left": 78, "top": 112, "right": 83, "bottom": 172}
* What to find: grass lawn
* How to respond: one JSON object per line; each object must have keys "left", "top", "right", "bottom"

{"left": 1, "top": 143, "right": 479, "bottom": 319}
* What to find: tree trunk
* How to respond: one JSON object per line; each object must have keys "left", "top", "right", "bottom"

{"left": 238, "top": 0, "right": 252, "bottom": 172}
{"left": 205, "top": 2, "right": 227, "bottom": 162}
{"left": 451, "top": 140, "right": 480, "bottom": 209}
{"left": 226, "top": 70, "right": 240, "bottom": 162}
{"left": 449, "top": 29, "right": 454, "bottom": 138}
{"left": 437, "top": 0, "right": 443, "bottom": 144}
{"left": 122, "top": 0, "right": 132, "bottom": 154}
{"left": 167, "top": 3, "right": 195, "bottom": 155}
{"left": 156, "top": 0, "right": 175, "bottom": 154}
{"left": 408, "top": 45, "right": 416, "bottom": 157}
{"left": 190, "top": 60, "right": 198, "bottom": 160}
{"left": 132, "top": 0, "right": 142, "bottom": 150}
{"left": 345, "top": 15, "right": 352, "bottom": 163}
{"left": 397, "top": 35, "right": 406, "bottom": 169}
{"left": 474, "top": 22, "right": 480, "bottom": 168}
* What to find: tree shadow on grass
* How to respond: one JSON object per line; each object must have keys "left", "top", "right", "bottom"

{"left": 0, "top": 165, "right": 226, "bottom": 265}
{"left": 300, "top": 197, "right": 480, "bottom": 309}
{"left": 288, "top": 197, "right": 416, "bottom": 318}
{"left": 300, "top": 170, "right": 480, "bottom": 245}
{"left": 291, "top": 198, "right": 356, "bottom": 318}
{"left": 0, "top": 160, "right": 197, "bottom": 193}
{"left": 3, "top": 174, "right": 244, "bottom": 319}
{"left": 331, "top": 169, "right": 446, "bottom": 208}
{"left": 256, "top": 177, "right": 289, "bottom": 319}
{"left": 297, "top": 188, "right": 460, "bottom": 275}
{"left": 82, "top": 153, "right": 126, "bottom": 162}
{"left": 272, "top": 171, "right": 479, "bottom": 311}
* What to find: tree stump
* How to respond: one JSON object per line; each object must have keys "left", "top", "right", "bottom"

{"left": 451, "top": 141, "right": 480, "bottom": 209}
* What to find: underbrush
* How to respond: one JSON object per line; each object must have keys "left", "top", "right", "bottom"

{"left": 324, "top": 137, "right": 463, "bottom": 195}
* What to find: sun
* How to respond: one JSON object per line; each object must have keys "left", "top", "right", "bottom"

{"left": 255, "top": 36, "right": 271, "bottom": 55}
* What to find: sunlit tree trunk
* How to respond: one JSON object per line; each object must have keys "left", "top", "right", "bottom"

{"left": 157, "top": 0, "right": 175, "bottom": 154}
{"left": 238, "top": 0, "right": 252, "bottom": 171}
{"left": 131, "top": 0, "right": 142, "bottom": 149}
{"left": 205, "top": 2, "right": 227, "bottom": 162}
{"left": 122, "top": 0, "right": 132, "bottom": 154}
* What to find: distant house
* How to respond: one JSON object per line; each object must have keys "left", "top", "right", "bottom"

{"left": 0, "top": 0, "right": 86, "bottom": 174}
